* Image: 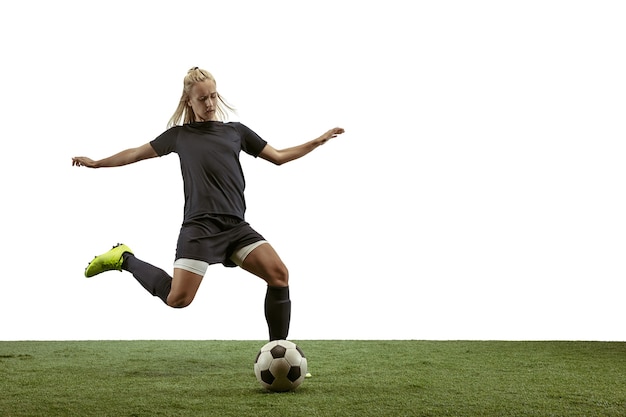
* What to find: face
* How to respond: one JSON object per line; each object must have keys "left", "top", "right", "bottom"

{"left": 187, "top": 79, "right": 218, "bottom": 122}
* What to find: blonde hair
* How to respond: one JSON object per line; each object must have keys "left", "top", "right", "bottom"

{"left": 167, "top": 67, "right": 236, "bottom": 127}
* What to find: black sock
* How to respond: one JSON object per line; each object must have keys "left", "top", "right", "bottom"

{"left": 265, "top": 286, "right": 291, "bottom": 341}
{"left": 122, "top": 253, "right": 172, "bottom": 304}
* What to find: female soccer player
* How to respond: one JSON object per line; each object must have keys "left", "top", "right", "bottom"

{"left": 72, "top": 67, "right": 344, "bottom": 341}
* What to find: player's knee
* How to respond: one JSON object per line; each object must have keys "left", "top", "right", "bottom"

{"left": 166, "top": 292, "right": 195, "bottom": 309}
{"left": 269, "top": 263, "right": 289, "bottom": 287}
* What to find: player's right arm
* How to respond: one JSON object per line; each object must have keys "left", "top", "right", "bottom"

{"left": 72, "top": 143, "right": 158, "bottom": 168}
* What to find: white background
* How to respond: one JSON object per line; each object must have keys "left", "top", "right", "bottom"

{"left": 1, "top": 1, "right": 624, "bottom": 341}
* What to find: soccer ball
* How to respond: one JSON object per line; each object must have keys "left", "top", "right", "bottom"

{"left": 254, "top": 340, "right": 307, "bottom": 392}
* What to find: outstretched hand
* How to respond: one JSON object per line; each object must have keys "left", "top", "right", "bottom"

{"left": 72, "top": 156, "right": 97, "bottom": 168}
{"left": 319, "top": 127, "right": 345, "bottom": 145}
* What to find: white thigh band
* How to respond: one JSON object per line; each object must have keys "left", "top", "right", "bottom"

{"left": 230, "top": 240, "right": 268, "bottom": 266}
{"left": 173, "top": 258, "right": 209, "bottom": 276}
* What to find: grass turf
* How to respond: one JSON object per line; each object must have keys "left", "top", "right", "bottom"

{"left": 0, "top": 340, "right": 624, "bottom": 416}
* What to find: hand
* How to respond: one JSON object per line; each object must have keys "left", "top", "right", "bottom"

{"left": 319, "top": 127, "right": 345, "bottom": 145}
{"left": 72, "top": 157, "right": 98, "bottom": 168}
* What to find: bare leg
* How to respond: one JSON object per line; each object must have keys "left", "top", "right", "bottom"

{"left": 239, "top": 243, "right": 289, "bottom": 287}
{"left": 167, "top": 268, "right": 204, "bottom": 308}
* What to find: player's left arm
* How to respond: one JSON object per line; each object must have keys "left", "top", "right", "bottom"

{"left": 258, "top": 127, "right": 344, "bottom": 166}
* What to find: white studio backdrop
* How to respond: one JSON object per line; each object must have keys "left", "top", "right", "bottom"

{"left": 0, "top": 0, "right": 624, "bottom": 341}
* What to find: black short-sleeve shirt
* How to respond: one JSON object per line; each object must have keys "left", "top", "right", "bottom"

{"left": 150, "top": 121, "right": 267, "bottom": 223}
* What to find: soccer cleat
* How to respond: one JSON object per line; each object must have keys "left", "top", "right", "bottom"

{"left": 84, "top": 243, "right": 133, "bottom": 278}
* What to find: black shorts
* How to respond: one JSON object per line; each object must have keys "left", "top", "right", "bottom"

{"left": 175, "top": 215, "right": 265, "bottom": 267}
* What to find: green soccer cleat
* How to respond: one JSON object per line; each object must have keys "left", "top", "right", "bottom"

{"left": 85, "top": 243, "right": 133, "bottom": 278}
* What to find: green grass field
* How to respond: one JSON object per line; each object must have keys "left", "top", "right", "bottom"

{"left": 1, "top": 340, "right": 624, "bottom": 416}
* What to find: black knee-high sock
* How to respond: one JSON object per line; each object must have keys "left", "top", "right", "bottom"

{"left": 122, "top": 253, "right": 172, "bottom": 304}
{"left": 265, "top": 286, "right": 291, "bottom": 341}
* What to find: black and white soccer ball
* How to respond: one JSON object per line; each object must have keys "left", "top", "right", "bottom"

{"left": 254, "top": 340, "right": 307, "bottom": 392}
